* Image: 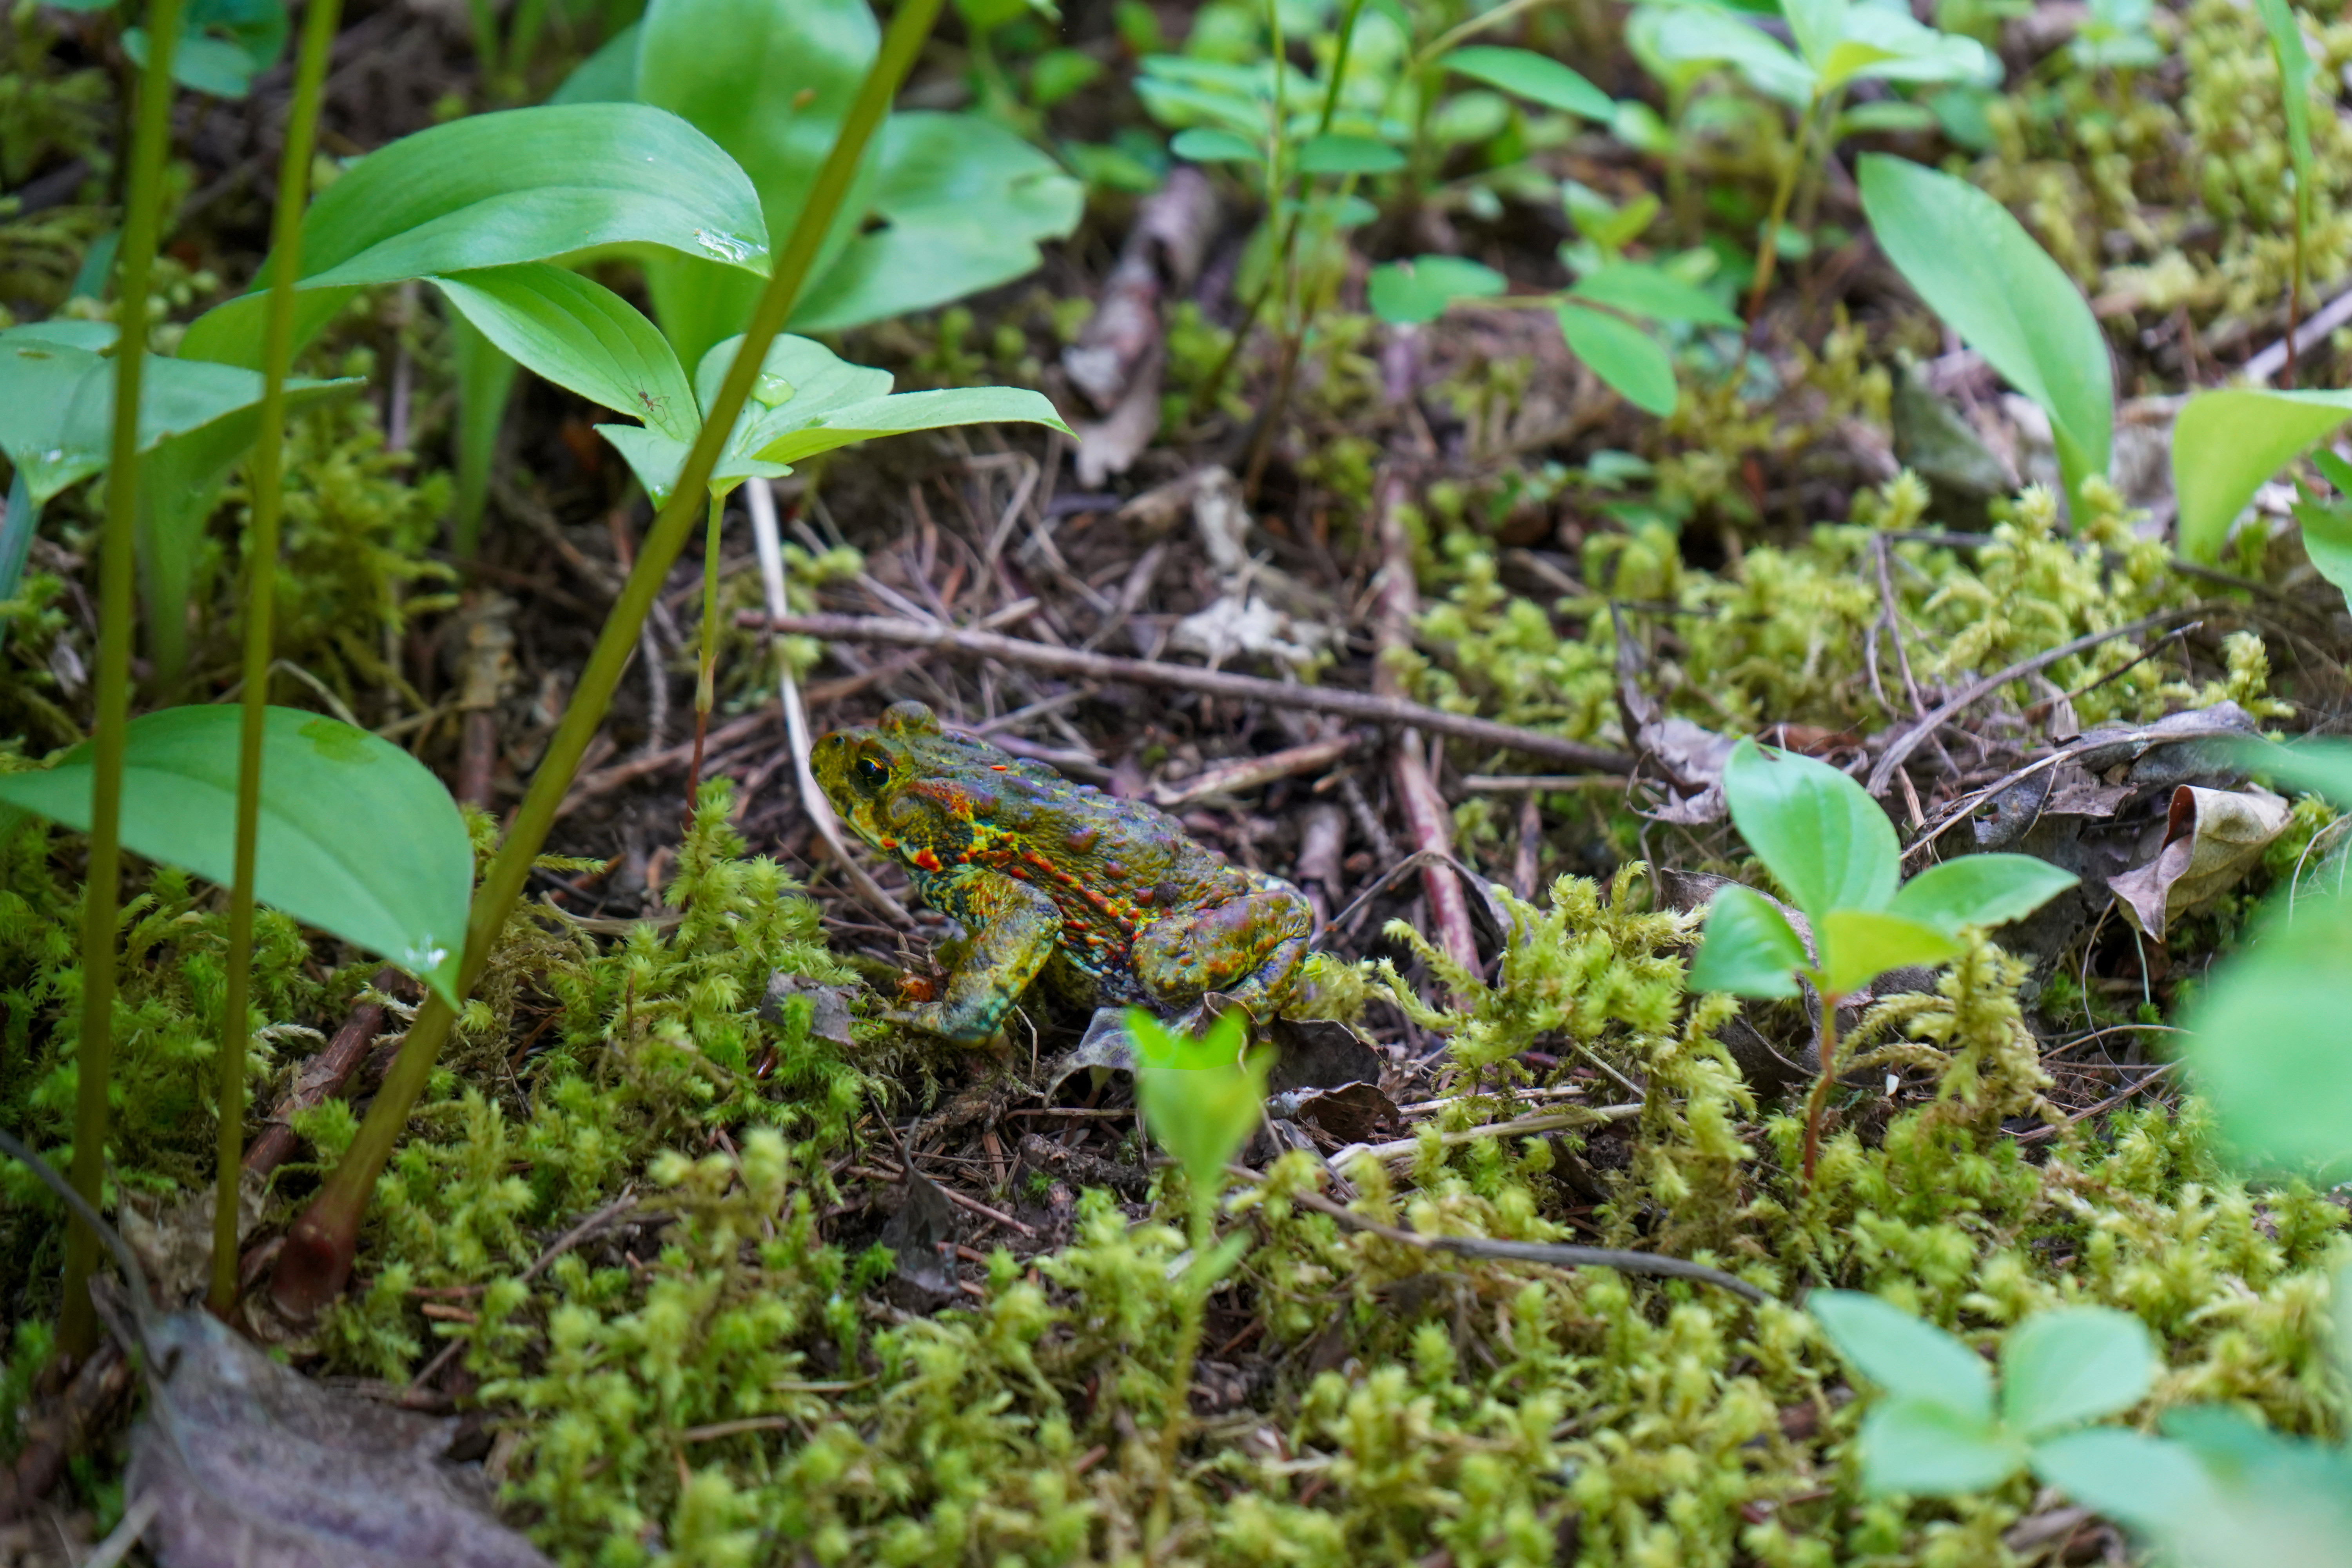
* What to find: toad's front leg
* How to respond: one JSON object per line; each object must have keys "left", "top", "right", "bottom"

{"left": 894, "top": 866, "right": 1060, "bottom": 1045}
{"left": 1131, "top": 884, "right": 1314, "bottom": 1032}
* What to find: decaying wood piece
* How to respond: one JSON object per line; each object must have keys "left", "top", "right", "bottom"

{"left": 1373, "top": 471, "right": 1482, "bottom": 982}
{"left": 1064, "top": 168, "right": 1217, "bottom": 486}
{"left": 243, "top": 968, "right": 402, "bottom": 1178}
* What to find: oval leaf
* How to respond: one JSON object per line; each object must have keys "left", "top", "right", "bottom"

{"left": 1889, "top": 853, "right": 2079, "bottom": 935}
{"left": 2029, "top": 1428, "right": 2222, "bottom": 1535}
{"left": 432, "top": 263, "right": 697, "bottom": 441}
{"left": 180, "top": 104, "right": 771, "bottom": 368}
{"left": 1569, "top": 261, "right": 1742, "bottom": 329}
{"left": 1688, "top": 884, "right": 1807, "bottom": 998}
{"left": 1817, "top": 908, "right": 1961, "bottom": 996}
{"left": 1859, "top": 1398, "right": 2026, "bottom": 1496}
{"left": 1858, "top": 154, "right": 2111, "bottom": 514}
{"left": 1810, "top": 1289, "right": 1995, "bottom": 1419}
{"left": 0, "top": 706, "right": 470, "bottom": 1004}
{"left": 2171, "top": 388, "right": 2352, "bottom": 563}
{"left": 1367, "top": 255, "right": 1507, "bottom": 325}
{"left": 2001, "top": 1307, "right": 2158, "bottom": 1438}
{"left": 1440, "top": 46, "right": 1613, "bottom": 119}
{"left": 2183, "top": 891, "right": 2352, "bottom": 1174}
{"left": 1720, "top": 738, "right": 1899, "bottom": 920}
{"left": 1170, "top": 126, "right": 1263, "bottom": 163}
{"left": 1296, "top": 133, "right": 1407, "bottom": 175}
{"left": 1556, "top": 300, "right": 1677, "bottom": 416}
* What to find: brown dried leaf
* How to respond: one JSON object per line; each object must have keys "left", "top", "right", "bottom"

{"left": 2110, "top": 784, "right": 2291, "bottom": 941}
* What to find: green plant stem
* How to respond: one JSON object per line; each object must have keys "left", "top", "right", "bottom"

{"left": 1799, "top": 986, "right": 1843, "bottom": 1185}
{"left": 210, "top": 0, "right": 343, "bottom": 1319}
{"left": 1412, "top": 0, "right": 1559, "bottom": 68}
{"left": 1745, "top": 94, "right": 1820, "bottom": 327}
{"left": 60, "top": 0, "right": 182, "bottom": 1361}
{"left": 686, "top": 488, "right": 722, "bottom": 812}
{"left": 2287, "top": 191, "right": 2305, "bottom": 389}
{"left": 270, "top": 0, "right": 951, "bottom": 1318}
{"left": 1149, "top": 1200, "right": 1217, "bottom": 1549}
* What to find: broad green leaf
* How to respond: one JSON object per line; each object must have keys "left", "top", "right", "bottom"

{"left": 1367, "top": 256, "right": 1507, "bottom": 325}
{"left": 2294, "top": 455, "right": 2352, "bottom": 610}
{"left": 1440, "top": 46, "right": 1613, "bottom": 119}
{"left": 1858, "top": 155, "right": 2112, "bottom": 515}
{"left": 592, "top": 424, "right": 789, "bottom": 507}
{"left": 1170, "top": 127, "right": 1263, "bottom": 163}
{"left": 1858, "top": 1399, "right": 2026, "bottom": 1495}
{"left": 1645, "top": 7, "right": 1813, "bottom": 104}
{"left": 2001, "top": 1307, "right": 2158, "bottom": 1438}
{"left": 2182, "top": 891, "right": 2352, "bottom": 1175}
{"left": 2029, "top": 1428, "right": 2222, "bottom": 1536}
{"left": 127, "top": 0, "right": 288, "bottom": 99}
{"left": 1296, "top": 133, "right": 1406, "bottom": 175}
{"left": 1570, "top": 262, "right": 1742, "bottom": 328}
{"left": 2234, "top": 735, "right": 2352, "bottom": 806}
{"left": 432, "top": 263, "right": 698, "bottom": 441}
{"left": 548, "top": 20, "right": 642, "bottom": 103}
{"left": 742, "top": 386, "right": 1070, "bottom": 466}
{"left": 1817, "top": 908, "right": 1961, "bottom": 996}
{"left": 178, "top": 104, "right": 770, "bottom": 368}
{"left": 1721, "top": 739, "right": 1898, "bottom": 920}
{"left": 789, "top": 112, "right": 1083, "bottom": 334}
{"left": 1889, "top": 854, "right": 2079, "bottom": 935}
{"left": 633, "top": 0, "right": 880, "bottom": 367}
{"left": 0, "top": 471, "right": 32, "bottom": 604}
{"left": 1780, "top": 0, "right": 1846, "bottom": 72}
{"left": 1557, "top": 301, "right": 1677, "bottom": 416}
{"left": 1835, "top": 101, "right": 1938, "bottom": 138}
{"left": 693, "top": 333, "right": 895, "bottom": 422}
{"left": 1810, "top": 1289, "right": 1995, "bottom": 1418}
{"left": 2171, "top": 388, "right": 2352, "bottom": 562}
{"left": 1815, "top": 38, "right": 1902, "bottom": 91}
{"left": 0, "top": 706, "right": 469, "bottom": 1005}
{"left": 1132, "top": 1008, "right": 1270, "bottom": 1202}
{"left": 1688, "top": 885, "right": 1806, "bottom": 998}
{"left": 2153, "top": 1410, "right": 2352, "bottom": 1567}
{"left": 1838, "top": 5, "right": 1995, "bottom": 85}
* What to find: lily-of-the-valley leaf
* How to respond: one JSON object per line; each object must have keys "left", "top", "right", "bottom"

{"left": 428, "top": 261, "right": 1069, "bottom": 506}
{"left": 0, "top": 706, "right": 472, "bottom": 1005}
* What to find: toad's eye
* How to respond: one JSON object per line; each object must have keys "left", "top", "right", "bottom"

{"left": 854, "top": 755, "right": 889, "bottom": 792}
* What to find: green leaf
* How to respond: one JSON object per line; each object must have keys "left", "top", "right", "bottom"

{"left": 1836, "top": 4, "right": 1991, "bottom": 85}
{"left": 1556, "top": 301, "right": 1677, "bottom": 416}
{"left": 1858, "top": 1398, "right": 2027, "bottom": 1495}
{"left": 125, "top": 0, "right": 287, "bottom": 98}
{"left": 2029, "top": 1428, "right": 2221, "bottom": 1535}
{"left": 2254, "top": 0, "right": 2315, "bottom": 195}
{"left": 1688, "top": 885, "right": 1807, "bottom": 999}
{"left": 632, "top": 0, "right": 880, "bottom": 366}
{"left": 1889, "top": 854, "right": 2079, "bottom": 935}
{"left": 791, "top": 111, "right": 1083, "bottom": 334}
{"left": 1170, "top": 126, "right": 1263, "bottom": 163}
{"left": 1132, "top": 1008, "right": 1271, "bottom": 1201}
{"left": 1439, "top": 46, "right": 1613, "bottom": 120}
{"left": 1858, "top": 154, "right": 2112, "bottom": 515}
{"left": 548, "top": 20, "right": 642, "bottom": 103}
{"left": 1721, "top": 738, "right": 1898, "bottom": 920}
{"left": 1366, "top": 255, "right": 1507, "bottom": 325}
{"left": 592, "top": 424, "right": 789, "bottom": 507}
{"left": 179, "top": 104, "right": 771, "bottom": 368}
{"left": 1296, "top": 133, "right": 1406, "bottom": 175}
{"left": 448, "top": 308, "right": 519, "bottom": 559}
{"left": 2235, "top": 735, "right": 2352, "bottom": 806}
{"left": 1809, "top": 1289, "right": 1994, "bottom": 1418}
{"left": 1645, "top": 6, "right": 1812, "bottom": 104}
{"left": 1815, "top": 38, "right": 1903, "bottom": 91}
{"left": 2171, "top": 388, "right": 2352, "bottom": 562}
{"left": 742, "top": 385, "right": 1070, "bottom": 465}
{"left": 1834, "top": 100, "right": 1938, "bottom": 138}
{"left": 1569, "top": 262, "right": 1742, "bottom": 328}
{"left": 0, "top": 471, "right": 33, "bottom": 604}
{"left": 0, "top": 707, "right": 470, "bottom": 1005}
{"left": 431, "top": 263, "right": 698, "bottom": 441}
{"left": 1817, "top": 909, "right": 1960, "bottom": 996}
{"left": 1780, "top": 0, "right": 1847, "bottom": 73}
{"left": 2001, "top": 1307, "right": 2158, "bottom": 1438}
{"left": 2182, "top": 891, "right": 2352, "bottom": 1175}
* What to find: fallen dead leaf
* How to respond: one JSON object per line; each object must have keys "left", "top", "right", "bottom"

{"left": 2111, "top": 784, "right": 2291, "bottom": 941}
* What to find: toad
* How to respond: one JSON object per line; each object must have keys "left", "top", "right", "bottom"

{"left": 813, "top": 702, "right": 1313, "bottom": 1044}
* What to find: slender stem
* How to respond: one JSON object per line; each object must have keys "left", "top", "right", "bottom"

{"left": 1799, "top": 986, "right": 1842, "bottom": 1185}
{"left": 2287, "top": 185, "right": 2305, "bottom": 389}
{"left": 1745, "top": 93, "right": 1819, "bottom": 327}
{"left": 1412, "top": 0, "right": 1558, "bottom": 69}
{"left": 271, "top": 0, "right": 951, "bottom": 1316}
{"left": 685, "top": 488, "right": 721, "bottom": 813}
{"left": 60, "top": 0, "right": 182, "bottom": 1361}
{"left": 1149, "top": 1198, "right": 1216, "bottom": 1548}
{"left": 1318, "top": 0, "right": 1367, "bottom": 136}
{"left": 210, "top": 0, "right": 341, "bottom": 1318}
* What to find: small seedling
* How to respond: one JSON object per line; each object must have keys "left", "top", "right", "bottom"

{"left": 1809, "top": 1290, "right": 2178, "bottom": 1515}
{"left": 1687, "top": 739, "right": 2076, "bottom": 1181}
